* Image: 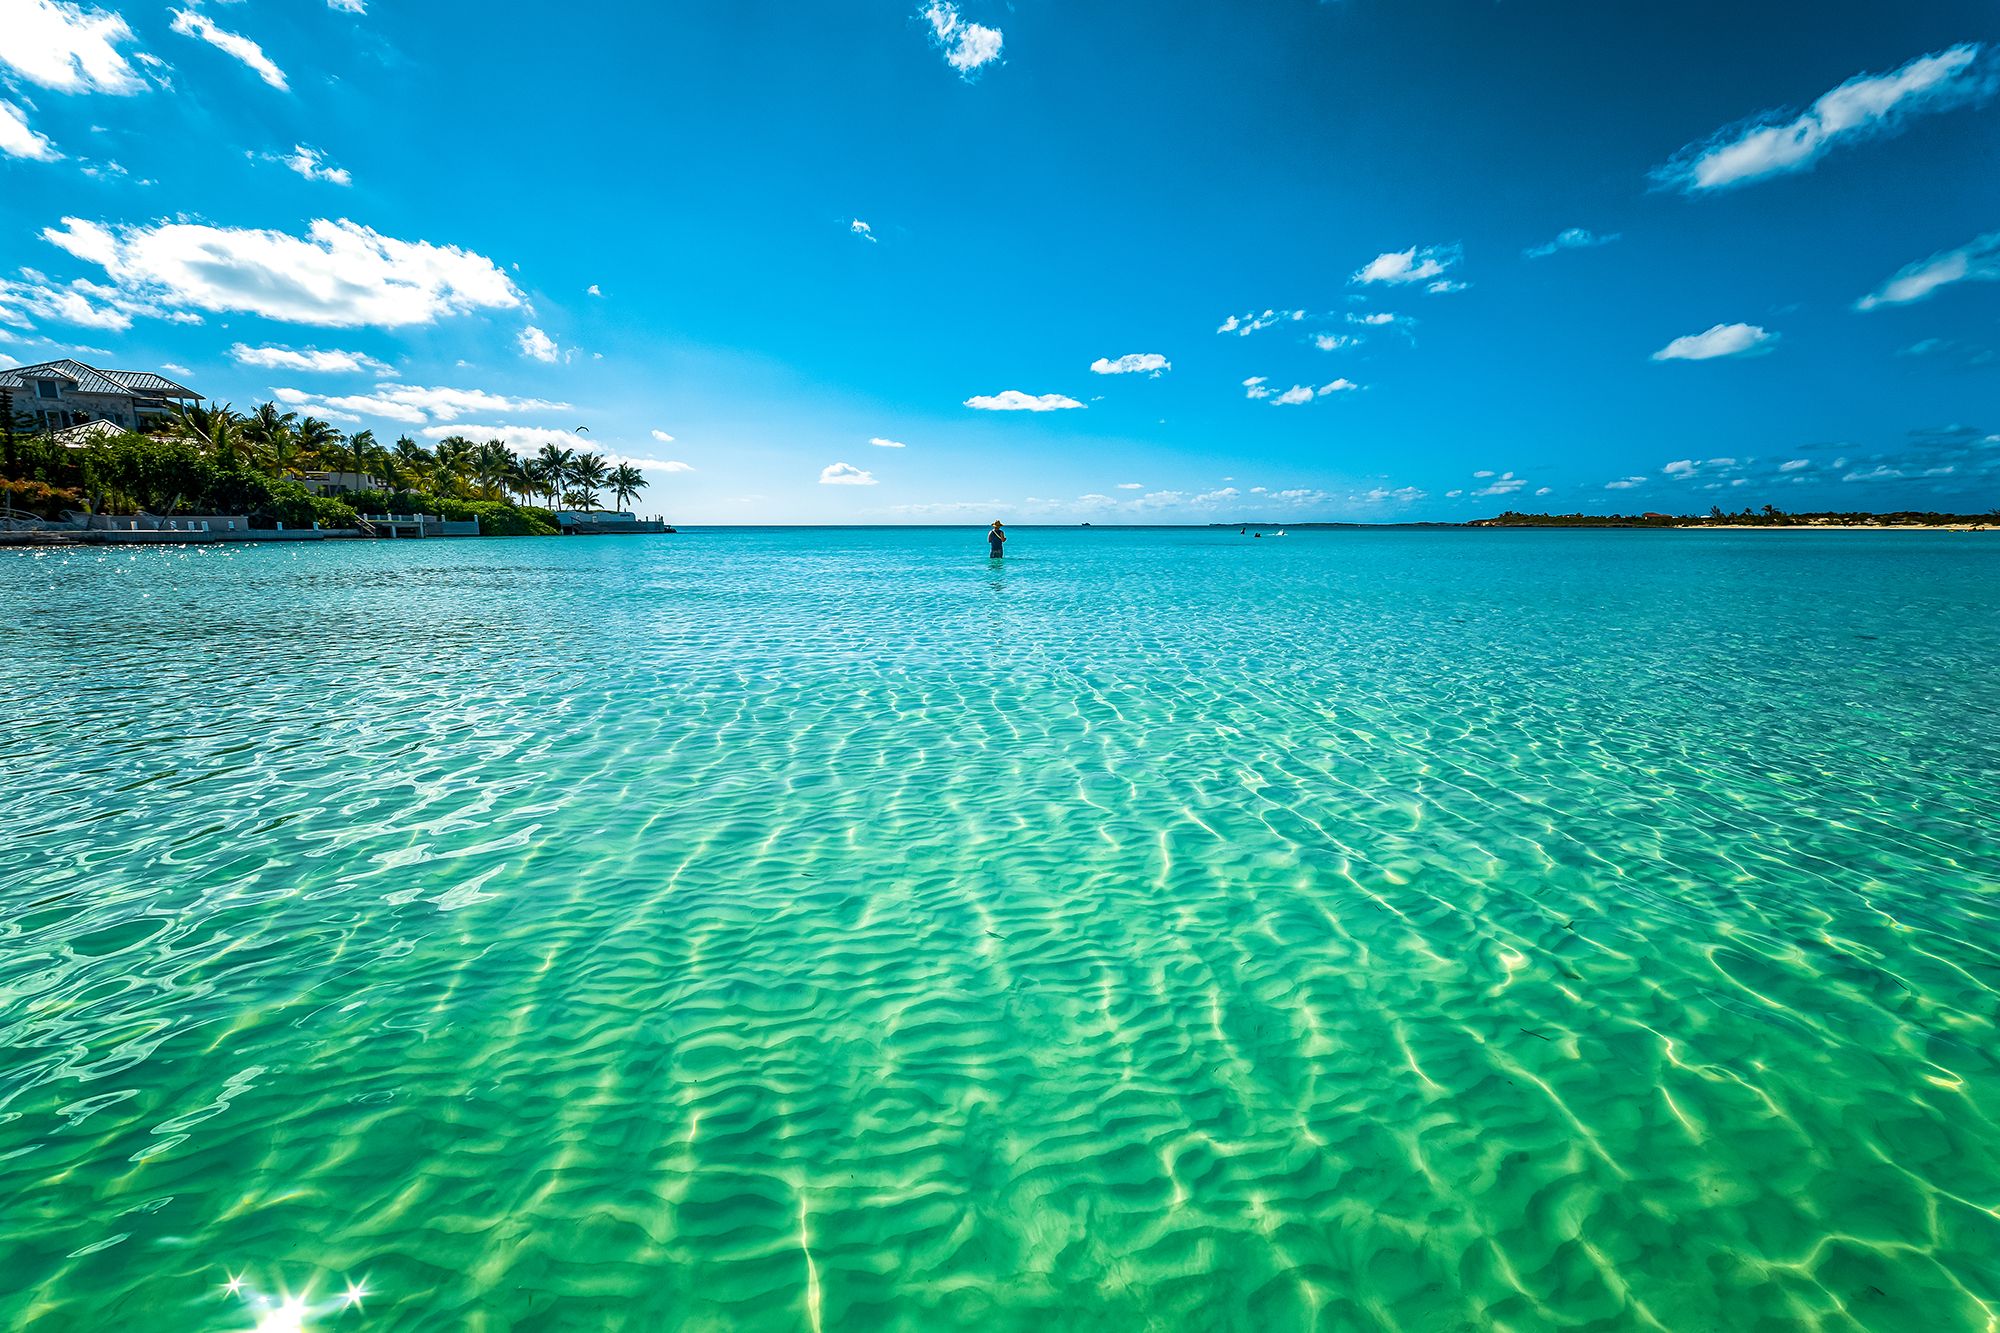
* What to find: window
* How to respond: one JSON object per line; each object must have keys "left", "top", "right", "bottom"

{"left": 35, "top": 379, "right": 60, "bottom": 399}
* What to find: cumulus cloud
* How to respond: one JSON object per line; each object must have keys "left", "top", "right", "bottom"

{"left": 0, "top": 100, "right": 58, "bottom": 161}
{"left": 41, "top": 216, "right": 521, "bottom": 328}
{"left": 869, "top": 436, "right": 906, "bottom": 448}
{"left": 273, "top": 383, "right": 568, "bottom": 425}
{"left": 921, "top": 1, "right": 1002, "bottom": 76}
{"left": 623, "top": 456, "right": 692, "bottom": 473}
{"left": 327, "top": 0, "right": 365, "bottom": 13}
{"left": 1313, "top": 333, "right": 1356, "bottom": 351}
{"left": 1353, "top": 244, "right": 1462, "bottom": 287}
{"left": 1089, "top": 352, "right": 1169, "bottom": 376}
{"left": 230, "top": 343, "right": 391, "bottom": 374}
{"left": 964, "top": 389, "right": 1083, "bottom": 411}
{"left": 1605, "top": 476, "right": 1648, "bottom": 490}
{"left": 0, "top": 269, "right": 201, "bottom": 331}
{"left": 1242, "top": 376, "right": 1271, "bottom": 400}
{"left": 1524, "top": 227, "right": 1620, "bottom": 259}
{"left": 1, "top": 0, "right": 151, "bottom": 94}
{"left": 280, "top": 144, "right": 349, "bottom": 185}
{"left": 586, "top": 283, "right": 602, "bottom": 296}
{"left": 850, "top": 219, "right": 876, "bottom": 243}
{"left": 820, "top": 461, "right": 877, "bottom": 485}
{"left": 1856, "top": 231, "right": 2000, "bottom": 310}
{"left": 1654, "top": 45, "right": 1993, "bottom": 192}
{"left": 650, "top": 429, "right": 675, "bottom": 442}
{"left": 1651, "top": 322, "right": 1776, "bottom": 361}
{"left": 168, "top": 9, "right": 288, "bottom": 90}
{"left": 1217, "top": 308, "right": 1305, "bottom": 336}
{"left": 517, "top": 325, "right": 560, "bottom": 362}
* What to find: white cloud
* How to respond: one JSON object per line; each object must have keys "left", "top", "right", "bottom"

{"left": 1856, "top": 231, "right": 2000, "bottom": 310}
{"left": 1524, "top": 227, "right": 1620, "bottom": 260}
{"left": 1359, "top": 486, "right": 1426, "bottom": 504}
{"left": 650, "top": 429, "right": 675, "bottom": 443}
{"left": 1313, "top": 333, "right": 1356, "bottom": 351}
{"left": 327, "top": 0, "right": 365, "bottom": 13}
{"left": 1116, "top": 482, "right": 1143, "bottom": 489}
{"left": 1652, "top": 322, "right": 1776, "bottom": 361}
{"left": 921, "top": 1, "right": 1002, "bottom": 76}
{"left": 1089, "top": 352, "right": 1169, "bottom": 376}
{"left": 169, "top": 9, "right": 288, "bottom": 90}
{"left": 586, "top": 283, "right": 602, "bottom": 296}
{"left": 1353, "top": 244, "right": 1462, "bottom": 287}
{"left": 850, "top": 219, "right": 876, "bottom": 243}
{"left": 624, "top": 457, "right": 692, "bottom": 473}
{"left": 0, "top": 270, "right": 201, "bottom": 331}
{"left": 1779, "top": 458, "right": 1810, "bottom": 472}
{"left": 274, "top": 383, "right": 569, "bottom": 425}
{"left": 820, "top": 461, "right": 877, "bottom": 485}
{"left": 1474, "top": 472, "right": 1527, "bottom": 497}
{"left": 869, "top": 436, "right": 906, "bottom": 448}
{"left": 1663, "top": 459, "right": 1698, "bottom": 477}
{"left": 417, "top": 423, "right": 589, "bottom": 452}
{"left": 280, "top": 144, "right": 349, "bottom": 185}
{"left": 1605, "top": 476, "right": 1647, "bottom": 490}
{"left": 1, "top": 0, "right": 150, "bottom": 95}
{"left": 41, "top": 216, "right": 521, "bottom": 328}
{"left": 964, "top": 389, "right": 1083, "bottom": 411}
{"left": 230, "top": 343, "right": 391, "bottom": 374}
{"left": 1348, "top": 311, "right": 1407, "bottom": 327}
{"left": 1657, "top": 45, "right": 1992, "bottom": 192}
{"left": 1217, "top": 308, "right": 1305, "bottom": 336}
{"left": 0, "top": 100, "right": 58, "bottom": 161}
{"left": 517, "top": 325, "right": 560, "bottom": 362}
{"left": 1426, "top": 280, "right": 1469, "bottom": 295}
{"left": 161, "top": 362, "right": 190, "bottom": 376}
{"left": 1253, "top": 377, "right": 1358, "bottom": 405}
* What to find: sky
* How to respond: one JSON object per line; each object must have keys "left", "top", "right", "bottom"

{"left": 1, "top": 0, "right": 1997, "bottom": 523}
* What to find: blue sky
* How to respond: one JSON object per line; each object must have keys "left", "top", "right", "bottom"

{"left": 2, "top": 0, "right": 1997, "bottom": 522}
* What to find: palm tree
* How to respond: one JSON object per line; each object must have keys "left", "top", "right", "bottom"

{"left": 608, "top": 462, "right": 647, "bottom": 513}
{"left": 296, "top": 417, "right": 345, "bottom": 475}
{"left": 570, "top": 452, "right": 609, "bottom": 510}
{"left": 347, "top": 429, "right": 383, "bottom": 488}
{"left": 431, "top": 436, "right": 475, "bottom": 497}
{"left": 171, "top": 402, "right": 247, "bottom": 466}
{"left": 392, "top": 436, "right": 433, "bottom": 493}
{"left": 472, "top": 440, "right": 514, "bottom": 500}
{"left": 534, "top": 444, "right": 574, "bottom": 508}
{"left": 240, "top": 402, "right": 299, "bottom": 476}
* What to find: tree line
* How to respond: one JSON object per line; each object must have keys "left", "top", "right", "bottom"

{"left": 2, "top": 390, "right": 655, "bottom": 533}
{"left": 168, "top": 401, "right": 649, "bottom": 511}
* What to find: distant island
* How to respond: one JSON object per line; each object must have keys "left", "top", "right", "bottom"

{"left": 1468, "top": 507, "right": 1997, "bottom": 530}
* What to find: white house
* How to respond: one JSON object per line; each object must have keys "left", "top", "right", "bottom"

{"left": 0, "top": 358, "right": 202, "bottom": 434}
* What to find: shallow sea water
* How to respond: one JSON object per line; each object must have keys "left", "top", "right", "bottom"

{"left": 2, "top": 527, "right": 1998, "bottom": 1332}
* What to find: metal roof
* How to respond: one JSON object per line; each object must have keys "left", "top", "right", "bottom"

{"left": 0, "top": 358, "right": 199, "bottom": 399}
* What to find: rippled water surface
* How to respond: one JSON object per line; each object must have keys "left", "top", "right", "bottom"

{"left": 4, "top": 527, "right": 1999, "bottom": 1331}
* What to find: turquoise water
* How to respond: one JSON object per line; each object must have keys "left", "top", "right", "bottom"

{"left": 3, "top": 527, "right": 1998, "bottom": 1331}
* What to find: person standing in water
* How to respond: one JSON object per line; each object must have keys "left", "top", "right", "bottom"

{"left": 987, "top": 521, "right": 1007, "bottom": 558}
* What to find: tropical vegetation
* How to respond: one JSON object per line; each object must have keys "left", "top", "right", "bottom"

{"left": 0, "top": 392, "right": 653, "bottom": 536}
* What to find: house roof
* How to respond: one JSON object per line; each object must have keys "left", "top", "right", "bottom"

{"left": 0, "top": 358, "right": 200, "bottom": 399}
{"left": 51, "top": 418, "right": 130, "bottom": 447}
